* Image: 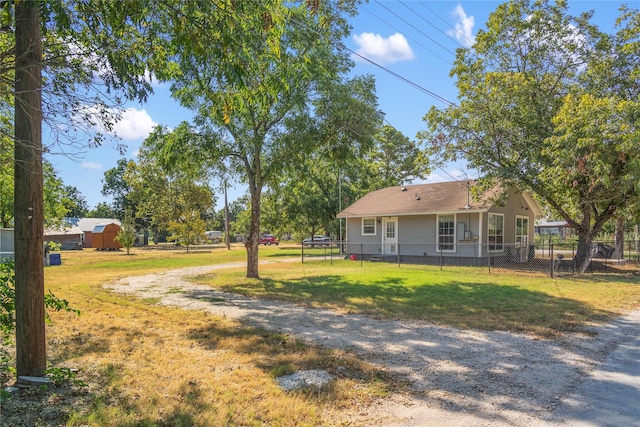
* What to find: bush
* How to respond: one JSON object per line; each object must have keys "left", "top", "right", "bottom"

{"left": 0, "top": 260, "right": 80, "bottom": 377}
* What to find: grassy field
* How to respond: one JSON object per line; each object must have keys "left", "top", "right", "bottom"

{"left": 192, "top": 255, "right": 640, "bottom": 337}
{"left": 4, "top": 243, "right": 640, "bottom": 425}
{"left": 4, "top": 244, "right": 395, "bottom": 426}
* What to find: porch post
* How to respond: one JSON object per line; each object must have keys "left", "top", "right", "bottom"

{"left": 477, "top": 212, "right": 483, "bottom": 258}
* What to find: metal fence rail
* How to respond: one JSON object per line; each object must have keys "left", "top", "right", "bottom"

{"left": 301, "top": 240, "right": 640, "bottom": 277}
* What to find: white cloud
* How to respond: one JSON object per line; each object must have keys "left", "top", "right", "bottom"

{"left": 81, "top": 161, "right": 102, "bottom": 170}
{"left": 112, "top": 108, "right": 157, "bottom": 141}
{"left": 352, "top": 32, "right": 414, "bottom": 65}
{"left": 448, "top": 4, "right": 476, "bottom": 48}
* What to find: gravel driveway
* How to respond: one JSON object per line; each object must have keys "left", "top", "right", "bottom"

{"left": 105, "top": 261, "right": 640, "bottom": 426}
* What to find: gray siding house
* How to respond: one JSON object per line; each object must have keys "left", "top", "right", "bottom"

{"left": 337, "top": 180, "right": 543, "bottom": 264}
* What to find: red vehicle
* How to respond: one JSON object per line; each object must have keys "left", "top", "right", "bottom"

{"left": 259, "top": 234, "right": 279, "bottom": 245}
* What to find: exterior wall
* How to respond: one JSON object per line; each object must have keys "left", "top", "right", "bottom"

{"left": 478, "top": 190, "right": 536, "bottom": 259}
{"left": 343, "top": 189, "right": 536, "bottom": 260}
{"left": 0, "top": 228, "right": 14, "bottom": 260}
{"left": 44, "top": 233, "right": 83, "bottom": 250}
{"left": 84, "top": 232, "right": 94, "bottom": 248}
{"left": 93, "top": 224, "right": 122, "bottom": 250}
{"left": 345, "top": 213, "right": 484, "bottom": 258}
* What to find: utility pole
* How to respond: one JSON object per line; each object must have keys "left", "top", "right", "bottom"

{"left": 14, "top": 1, "right": 46, "bottom": 377}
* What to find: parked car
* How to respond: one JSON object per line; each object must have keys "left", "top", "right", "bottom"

{"left": 259, "top": 234, "right": 279, "bottom": 245}
{"left": 302, "top": 236, "right": 332, "bottom": 247}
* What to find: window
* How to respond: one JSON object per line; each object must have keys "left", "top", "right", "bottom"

{"left": 437, "top": 214, "right": 455, "bottom": 251}
{"left": 488, "top": 213, "right": 504, "bottom": 251}
{"left": 516, "top": 216, "right": 529, "bottom": 246}
{"left": 362, "top": 218, "right": 376, "bottom": 235}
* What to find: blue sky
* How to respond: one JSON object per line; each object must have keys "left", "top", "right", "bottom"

{"left": 47, "top": 1, "right": 625, "bottom": 210}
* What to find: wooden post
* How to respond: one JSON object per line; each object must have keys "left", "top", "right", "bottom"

{"left": 14, "top": 1, "right": 46, "bottom": 377}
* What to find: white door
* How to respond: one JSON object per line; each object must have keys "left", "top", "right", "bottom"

{"left": 382, "top": 217, "right": 398, "bottom": 255}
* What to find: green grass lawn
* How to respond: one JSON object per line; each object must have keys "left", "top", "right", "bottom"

{"left": 192, "top": 258, "right": 640, "bottom": 337}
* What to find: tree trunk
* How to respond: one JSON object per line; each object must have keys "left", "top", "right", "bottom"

{"left": 613, "top": 215, "right": 624, "bottom": 259}
{"left": 574, "top": 231, "right": 593, "bottom": 274}
{"left": 245, "top": 188, "right": 261, "bottom": 278}
{"left": 573, "top": 206, "right": 593, "bottom": 274}
{"left": 14, "top": 2, "right": 46, "bottom": 377}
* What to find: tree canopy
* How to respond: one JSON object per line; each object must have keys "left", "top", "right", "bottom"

{"left": 144, "top": 0, "right": 378, "bottom": 278}
{"left": 422, "top": 0, "right": 640, "bottom": 272}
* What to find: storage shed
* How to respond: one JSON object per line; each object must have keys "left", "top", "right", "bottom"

{"left": 44, "top": 225, "right": 84, "bottom": 250}
{"left": 92, "top": 223, "right": 122, "bottom": 250}
{"left": 70, "top": 217, "right": 122, "bottom": 248}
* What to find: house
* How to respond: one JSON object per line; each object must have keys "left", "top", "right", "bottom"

{"left": 337, "top": 180, "right": 543, "bottom": 265}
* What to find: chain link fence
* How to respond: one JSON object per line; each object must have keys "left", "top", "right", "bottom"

{"left": 301, "top": 240, "right": 640, "bottom": 277}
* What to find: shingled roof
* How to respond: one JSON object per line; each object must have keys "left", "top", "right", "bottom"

{"left": 337, "top": 180, "right": 503, "bottom": 218}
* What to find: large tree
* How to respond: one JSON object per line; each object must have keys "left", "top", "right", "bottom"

{"left": 102, "top": 158, "right": 135, "bottom": 221}
{"left": 367, "top": 125, "right": 430, "bottom": 188}
{"left": 422, "top": 0, "right": 639, "bottom": 272}
{"left": 125, "top": 124, "right": 216, "bottom": 243}
{"left": 148, "top": 1, "right": 375, "bottom": 278}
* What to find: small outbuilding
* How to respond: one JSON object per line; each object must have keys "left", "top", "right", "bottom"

{"left": 92, "top": 223, "right": 122, "bottom": 250}
{"left": 67, "top": 217, "right": 122, "bottom": 248}
{"left": 44, "top": 225, "right": 84, "bottom": 250}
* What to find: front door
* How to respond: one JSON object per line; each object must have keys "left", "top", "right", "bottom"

{"left": 382, "top": 217, "right": 398, "bottom": 255}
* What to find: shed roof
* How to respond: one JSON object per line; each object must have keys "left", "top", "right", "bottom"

{"left": 68, "top": 217, "right": 122, "bottom": 232}
{"left": 44, "top": 225, "right": 84, "bottom": 236}
{"left": 337, "top": 180, "right": 543, "bottom": 218}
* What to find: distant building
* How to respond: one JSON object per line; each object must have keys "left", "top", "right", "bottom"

{"left": 534, "top": 220, "right": 573, "bottom": 240}
{"left": 65, "top": 217, "right": 122, "bottom": 248}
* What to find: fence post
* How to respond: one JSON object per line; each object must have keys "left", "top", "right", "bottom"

{"left": 572, "top": 243, "right": 575, "bottom": 274}
{"left": 440, "top": 247, "right": 443, "bottom": 271}
{"left": 301, "top": 242, "right": 305, "bottom": 264}
{"left": 330, "top": 242, "right": 333, "bottom": 265}
{"left": 360, "top": 243, "right": 363, "bottom": 267}
{"left": 487, "top": 241, "right": 491, "bottom": 274}
{"left": 397, "top": 244, "right": 401, "bottom": 267}
{"left": 550, "top": 243, "right": 555, "bottom": 278}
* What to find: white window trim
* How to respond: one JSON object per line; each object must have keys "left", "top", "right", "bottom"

{"left": 361, "top": 217, "right": 377, "bottom": 236}
{"left": 515, "top": 215, "right": 530, "bottom": 247}
{"left": 436, "top": 214, "right": 456, "bottom": 253}
{"left": 488, "top": 213, "right": 504, "bottom": 253}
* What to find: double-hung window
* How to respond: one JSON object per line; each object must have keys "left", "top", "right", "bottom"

{"left": 437, "top": 214, "right": 455, "bottom": 251}
{"left": 362, "top": 217, "right": 376, "bottom": 235}
{"left": 488, "top": 213, "right": 504, "bottom": 251}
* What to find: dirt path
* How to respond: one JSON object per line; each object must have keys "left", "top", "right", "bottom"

{"left": 105, "top": 261, "right": 640, "bottom": 426}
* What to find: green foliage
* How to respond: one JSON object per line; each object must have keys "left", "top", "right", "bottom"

{"left": 46, "top": 241, "right": 62, "bottom": 252}
{"left": 0, "top": 261, "right": 15, "bottom": 343}
{"left": 45, "top": 366, "right": 87, "bottom": 387}
{"left": 1, "top": 260, "right": 80, "bottom": 376}
{"left": 62, "top": 186, "right": 89, "bottom": 218}
{"left": 102, "top": 159, "right": 135, "bottom": 220}
{"left": 125, "top": 124, "right": 217, "bottom": 241}
{"left": 116, "top": 209, "right": 137, "bottom": 255}
{"left": 87, "top": 202, "right": 116, "bottom": 219}
{"left": 143, "top": 0, "right": 371, "bottom": 277}
{"left": 422, "top": 1, "right": 640, "bottom": 272}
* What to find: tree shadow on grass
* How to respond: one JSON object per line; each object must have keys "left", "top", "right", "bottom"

{"left": 221, "top": 274, "right": 614, "bottom": 336}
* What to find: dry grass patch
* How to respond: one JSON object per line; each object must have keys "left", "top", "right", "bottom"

{"left": 2, "top": 247, "right": 397, "bottom": 426}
